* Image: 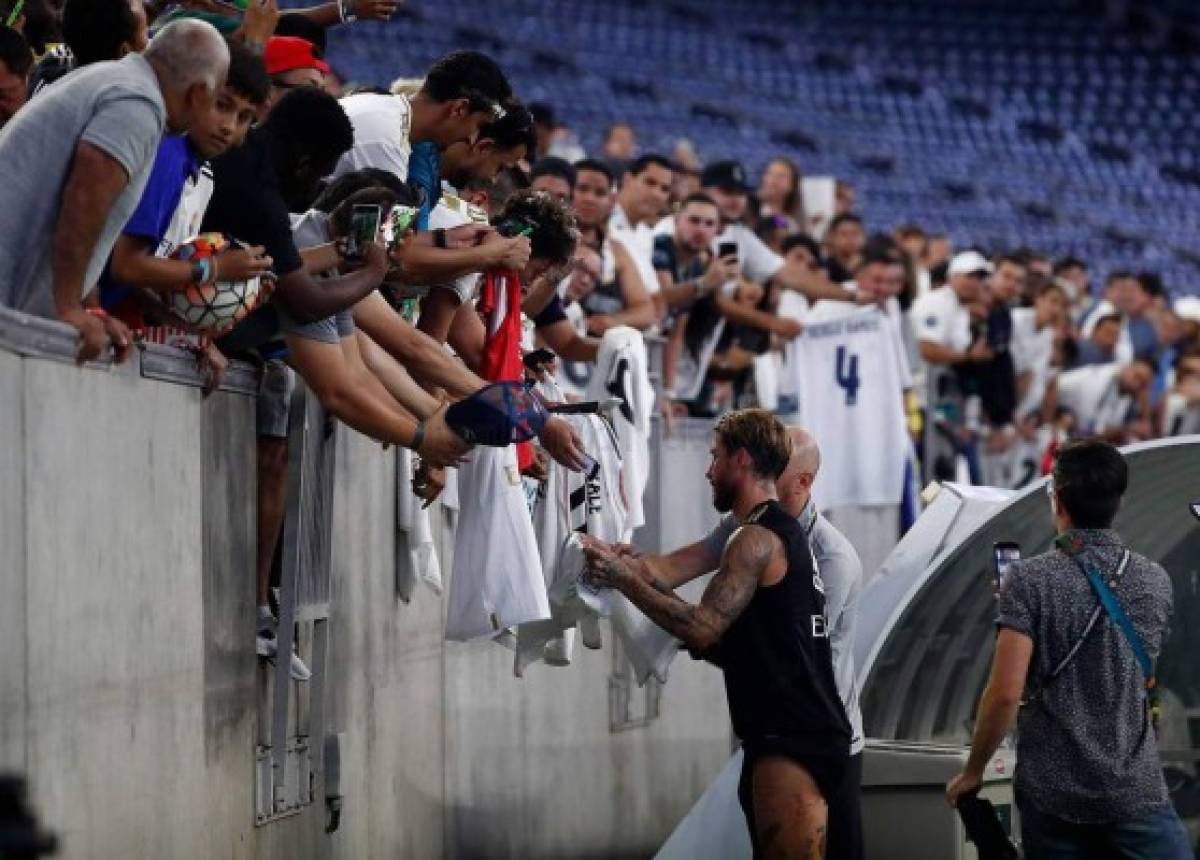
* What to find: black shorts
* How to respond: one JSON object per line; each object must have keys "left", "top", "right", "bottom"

{"left": 737, "top": 738, "right": 861, "bottom": 860}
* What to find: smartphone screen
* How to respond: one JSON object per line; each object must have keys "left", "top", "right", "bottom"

{"left": 350, "top": 204, "right": 382, "bottom": 247}
{"left": 717, "top": 240, "right": 739, "bottom": 260}
{"left": 992, "top": 542, "right": 1021, "bottom": 591}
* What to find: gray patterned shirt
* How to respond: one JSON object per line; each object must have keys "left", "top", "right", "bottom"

{"left": 998, "top": 529, "right": 1173, "bottom": 823}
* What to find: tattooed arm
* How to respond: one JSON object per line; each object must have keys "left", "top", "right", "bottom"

{"left": 583, "top": 525, "right": 779, "bottom": 653}
{"left": 598, "top": 538, "right": 723, "bottom": 591}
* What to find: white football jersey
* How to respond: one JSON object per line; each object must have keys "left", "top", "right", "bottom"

{"left": 445, "top": 445, "right": 550, "bottom": 641}
{"left": 782, "top": 304, "right": 910, "bottom": 510}
{"left": 157, "top": 165, "right": 214, "bottom": 259}
{"left": 395, "top": 448, "right": 442, "bottom": 596}
{"left": 586, "top": 327, "right": 654, "bottom": 534}
{"left": 517, "top": 410, "right": 627, "bottom": 675}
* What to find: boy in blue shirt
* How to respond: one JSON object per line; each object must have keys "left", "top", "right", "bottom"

{"left": 102, "top": 39, "right": 273, "bottom": 389}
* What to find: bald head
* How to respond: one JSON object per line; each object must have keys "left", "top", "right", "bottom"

{"left": 788, "top": 426, "right": 820, "bottom": 477}
{"left": 144, "top": 18, "right": 229, "bottom": 95}
{"left": 777, "top": 426, "right": 821, "bottom": 518}
{"left": 143, "top": 19, "right": 228, "bottom": 134}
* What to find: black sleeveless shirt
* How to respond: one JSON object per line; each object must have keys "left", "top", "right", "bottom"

{"left": 717, "top": 500, "right": 851, "bottom": 751}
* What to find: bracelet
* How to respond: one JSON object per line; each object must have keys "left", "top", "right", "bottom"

{"left": 85, "top": 307, "right": 108, "bottom": 318}
{"left": 193, "top": 257, "right": 215, "bottom": 285}
{"left": 339, "top": 0, "right": 357, "bottom": 24}
{"left": 433, "top": 228, "right": 448, "bottom": 249}
{"left": 409, "top": 420, "right": 426, "bottom": 452}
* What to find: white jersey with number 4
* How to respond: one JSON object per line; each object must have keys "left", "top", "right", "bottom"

{"left": 783, "top": 303, "right": 910, "bottom": 510}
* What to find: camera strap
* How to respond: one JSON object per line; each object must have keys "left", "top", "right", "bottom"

{"left": 1022, "top": 546, "right": 1131, "bottom": 708}
{"left": 1069, "top": 548, "right": 1160, "bottom": 729}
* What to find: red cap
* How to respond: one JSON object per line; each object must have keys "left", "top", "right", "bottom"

{"left": 264, "top": 36, "right": 330, "bottom": 77}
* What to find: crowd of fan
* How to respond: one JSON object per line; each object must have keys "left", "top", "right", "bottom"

{"left": 2, "top": 0, "right": 1199, "bottom": 672}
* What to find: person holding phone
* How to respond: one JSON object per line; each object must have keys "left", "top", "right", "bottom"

{"left": 660, "top": 160, "right": 862, "bottom": 307}
{"left": 992, "top": 541, "right": 1020, "bottom": 594}
{"left": 947, "top": 440, "right": 1189, "bottom": 859}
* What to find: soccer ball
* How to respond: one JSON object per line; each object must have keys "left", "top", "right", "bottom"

{"left": 167, "top": 233, "right": 265, "bottom": 336}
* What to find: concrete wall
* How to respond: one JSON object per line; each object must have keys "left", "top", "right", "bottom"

{"left": 0, "top": 333, "right": 731, "bottom": 859}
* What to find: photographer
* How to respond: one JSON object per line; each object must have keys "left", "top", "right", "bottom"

{"left": 947, "top": 440, "right": 1189, "bottom": 858}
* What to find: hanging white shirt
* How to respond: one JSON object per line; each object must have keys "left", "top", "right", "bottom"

{"left": 445, "top": 444, "right": 550, "bottom": 641}
{"left": 782, "top": 304, "right": 911, "bottom": 510}
{"left": 395, "top": 447, "right": 442, "bottom": 597}
{"left": 585, "top": 326, "right": 654, "bottom": 533}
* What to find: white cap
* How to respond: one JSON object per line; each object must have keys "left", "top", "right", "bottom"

{"left": 948, "top": 250, "right": 994, "bottom": 278}
{"left": 1173, "top": 295, "right": 1200, "bottom": 323}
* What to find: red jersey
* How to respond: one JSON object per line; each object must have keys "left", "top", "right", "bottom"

{"left": 477, "top": 270, "right": 532, "bottom": 470}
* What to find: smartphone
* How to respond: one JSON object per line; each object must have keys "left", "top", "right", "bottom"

{"left": 992, "top": 541, "right": 1021, "bottom": 591}
{"left": 383, "top": 204, "right": 419, "bottom": 248}
{"left": 717, "top": 240, "right": 739, "bottom": 261}
{"left": 347, "top": 204, "right": 382, "bottom": 258}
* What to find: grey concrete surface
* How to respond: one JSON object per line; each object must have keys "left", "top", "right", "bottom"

{"left": 0, "top": 342, "right": 732, "bottom": 859}
{"left": 0, "top": 349, "right": 27, "bottom": 773}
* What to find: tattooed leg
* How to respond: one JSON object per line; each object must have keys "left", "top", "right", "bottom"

{"left": 752, "top": 755, "right": 828, "bottom": 860}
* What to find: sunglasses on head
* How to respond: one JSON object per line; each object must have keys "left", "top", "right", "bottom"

{"left": 462, "top": 90, "right": 506, "bottom": 121}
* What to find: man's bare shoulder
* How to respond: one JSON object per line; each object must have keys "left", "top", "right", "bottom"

{"left": 722, "top": 523, "right": 784, "bottom": 583}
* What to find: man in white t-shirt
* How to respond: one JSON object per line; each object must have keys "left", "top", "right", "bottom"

{"left": 1048, "top": 358, "right": 1154, "bottom": 440}
{"left": 911, "top": 249, "right": 994, "bottom": 366}
{"left": 332, "top": 50, "right": 510, "bottom": 181}
{"left": 1011, "top": 280, "right": 1067, "bottom": 421}
{"left": 610, "top": 154, "right": 673, "bottom": 310}
{"left": 911, "top": 250, "right": 997, "bottom": 483}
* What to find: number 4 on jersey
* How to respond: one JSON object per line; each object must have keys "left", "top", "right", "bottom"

{"left": 835, "top": 346, "right": 861, "bottom": 405}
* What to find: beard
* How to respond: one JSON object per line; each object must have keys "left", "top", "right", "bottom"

{"left": 712, "top": 479, "right": 736, "bottom": 513}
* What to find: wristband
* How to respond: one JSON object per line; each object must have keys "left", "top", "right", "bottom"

{"left": 194, "top": 257, "right": 215, "bottom": 285}
{"left": 433, "top": 228, "right": 448, "bottom": 249}
{"left": 338, "top": 0, "right": 357, "bottom": 23}
{"left": 409, "top": 420, "right": 426, "bottom": 452}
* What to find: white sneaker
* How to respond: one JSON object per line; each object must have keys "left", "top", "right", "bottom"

{"left": 256, "top": 615, "right": 312, "bottom": 682}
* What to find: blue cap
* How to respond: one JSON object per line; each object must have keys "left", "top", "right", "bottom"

{"left": 445, "top": 381, "right": 549, "bottom": 446}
